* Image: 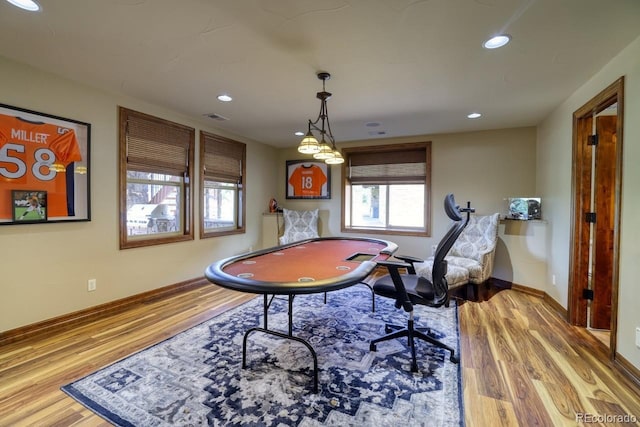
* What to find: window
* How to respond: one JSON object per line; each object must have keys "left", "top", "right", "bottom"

{"left": 119, "top": 107, "right": 195, "bottom": 249}
{"left": 200, "top": 131, "right": 246, "bottom": 238}
{"left": 342, "top": 142, "right": 431, "bottom": 236}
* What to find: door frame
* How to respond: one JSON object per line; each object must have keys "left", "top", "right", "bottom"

{"left": 568, "top": 76, "right": 624, "bottom": 357}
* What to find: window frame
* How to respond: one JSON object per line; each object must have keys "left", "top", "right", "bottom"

{"left": 118, "top": 107, "right": 195, "bottom": 249}
{"left": 341, "top": 142, "right": 431, "bottom": 237}
{"left": 199, "top": 131, "right": 246, "bottom": 239}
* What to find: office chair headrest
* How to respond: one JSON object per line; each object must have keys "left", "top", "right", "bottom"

{"left": 444, "top": 193, "right": 463, "bottom": 222}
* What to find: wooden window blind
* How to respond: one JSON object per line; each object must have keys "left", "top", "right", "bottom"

{"left": 201, "top": 132, "right": 245, "bottom": 183}
{"left": 124, "top": 109, "right": 193, "bottom": 176}
{"left": 347, "top": 145, "right": 427, "bottom": 184}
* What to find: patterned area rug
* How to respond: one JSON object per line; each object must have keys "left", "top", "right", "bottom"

{"left": 62, "top": 286, "right": 464, "bottom": 426}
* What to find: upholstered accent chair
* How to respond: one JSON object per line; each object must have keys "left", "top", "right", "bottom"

{"left": 447, "top": 213, "right": 500, "bottom": 279}
{"left": 279, "top": 208, "right": 319, "bottom": 245}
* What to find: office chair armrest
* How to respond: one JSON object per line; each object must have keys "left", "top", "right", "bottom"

{"left": 378, "top": 255, "right": 422, "bottom": 274}
{"left": 389, "top": 255, "right": 423, "bottom": 274}
{"left": 376, "top": 260, "right": 412, "bottom": 270}
{"left": 376, "top": 260, "right": 414, "bottom": 312}
{"left": 393, "top": 254, "right": 424, "bottom": 264}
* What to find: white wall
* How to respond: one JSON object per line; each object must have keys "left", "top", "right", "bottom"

{"left": 277, "top": 128, "right": 541, "bottom": 287}
{"left": 494, "top": 220, "right": 548, "bottom": 290}
{"left": 0, "top": 56, "right": 279, "bottom": 333}
{"left": 538, "top": 35, "right": 640, "bottom": 368}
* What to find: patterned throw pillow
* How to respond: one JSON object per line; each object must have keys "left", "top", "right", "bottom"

{"left": 279, "top": 209, "right": 319, "bottom": 244}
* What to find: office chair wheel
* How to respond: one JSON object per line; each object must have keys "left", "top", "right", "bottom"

{"left": 370, "top": 343, "right": 377, "bottom": 351}
{"left": 385, "top": 325, "right": 393, "bottom": 333}
{"left": 410, "top": 363, "right": 419, "bottom": 373}
{"left": 450, "top": 354, "right": 459, "bottom": 363}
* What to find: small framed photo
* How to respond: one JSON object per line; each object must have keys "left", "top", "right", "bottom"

{"left": 286, "top": 160, "right": 331, "bottom": 199}
{"left": 12, "top": 190, "right": 47, "bottom": 222}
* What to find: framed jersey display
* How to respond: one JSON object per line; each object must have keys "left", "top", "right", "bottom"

{"left": 286, "top": 160, "right": 330, "bottom": 199}
{"left": 0, "top": 103, "right": 90, "bottom": 225}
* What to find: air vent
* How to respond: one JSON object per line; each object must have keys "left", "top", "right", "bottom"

{"left": 203, "top": 113, "right": 229, "bottom": 121}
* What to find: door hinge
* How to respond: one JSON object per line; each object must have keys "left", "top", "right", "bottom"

{"left": 583, "top": 289, "right": 594, "bottom": 300}
{"left": 585, "top": 212, "right": 596, "bottom": 223}
{"left": 588, "top": 134, "right": 599, "bottom": 146}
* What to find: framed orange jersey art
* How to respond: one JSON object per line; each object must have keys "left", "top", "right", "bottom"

{"left": 0, "top": 103, "right": 90, "bottom": 225}
{"left": 286, "top": 160, "right": 330, "bottom": 199}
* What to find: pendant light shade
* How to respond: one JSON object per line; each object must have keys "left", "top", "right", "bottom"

{"left": 297, "top": 72, "right": 343, "bottom": 164}
{"left": 298, "top": 131, "right": 320, "bottom": 154}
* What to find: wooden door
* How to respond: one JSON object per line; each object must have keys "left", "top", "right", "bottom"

{"left": 590, "top": 115, "right": 616, "bottom": 330}
{"left": 569, "top": 77, "right": 623, "bottom": 360}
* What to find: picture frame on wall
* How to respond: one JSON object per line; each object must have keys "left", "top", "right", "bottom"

{"left": 0, "top": 103, "right": 91, "bottom": 225}
{"left": 285, "top": 159, "right": 331, "bottom": 199}
{"left": 12, "top": 190, "right": 47, "bottom": 222}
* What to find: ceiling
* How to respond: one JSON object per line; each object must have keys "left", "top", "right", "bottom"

{"left": 1, "top": 0, "right": 639, "bottom": 148}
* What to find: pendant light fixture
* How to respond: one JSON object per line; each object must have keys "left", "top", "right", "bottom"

{"left": 297, "top": 72, "right": 344, "bottom": 164}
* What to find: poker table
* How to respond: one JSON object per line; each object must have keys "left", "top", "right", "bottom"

{"left": 204, "top": 236, "right": 398, "bottom": 392}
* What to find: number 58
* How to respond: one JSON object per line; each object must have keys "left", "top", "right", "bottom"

{"left": 0, "top": 143, "right": 57, "bottom": 181}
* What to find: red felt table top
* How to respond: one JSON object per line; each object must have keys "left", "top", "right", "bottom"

{"left": 223, "top": 238, "right": 390, "bottom": 282}
{"left": 205, "top": 237, "right": 397, "bottom": 294}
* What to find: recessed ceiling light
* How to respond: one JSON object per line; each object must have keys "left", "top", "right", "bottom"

{"left": 217, "top": 94, "right": 232, "bottom": 102}
{"left": 483, "top": 34, "right": 511, "bottom": 49}
{"left": 5, "top": 0, "right": 40, "bottom": 11}
{"left": 294, "top": 131, "right": 305, "bottom": 136}
{"left": 467, "top": 112, "right": 482, "bottom": 119}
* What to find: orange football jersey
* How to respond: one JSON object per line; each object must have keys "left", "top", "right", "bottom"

{"left": 0, "top": 114, "right": 83, "bottom": 219}
{"left": 288, "top": 164, "right": 327, "bottom": 197}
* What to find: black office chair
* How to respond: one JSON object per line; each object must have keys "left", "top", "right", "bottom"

{"left": 369, "top": 193, "right": 473, "bottom": 372}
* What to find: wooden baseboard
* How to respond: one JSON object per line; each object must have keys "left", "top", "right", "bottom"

{"left": 511, "top": 283, "right": 545, "bottom": 298}
{"left": 492, "top": 278, "right": 568, "bottom": 318}
{"left": 615, "top": 353, "right": 640, "bottom": 391}
{"left": 491, "top": 277, "right": 547, "bottom": 298}
{"left": 542, "top": 293, "right": 568, "bottom": 319}
{"left": 489, "top": 277, "right": 512, "bottom": 290}
{"left": 494, "top": 278, "right": 564, "bottom": 316}
{"left": 0, "top": 277, "right": 209, "bottom": 346}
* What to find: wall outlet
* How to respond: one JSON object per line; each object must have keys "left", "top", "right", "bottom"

{"left": 636, "top": 327, "right": 640, "bottom": 348}
{"left": 88, "top": 279, "right": 97, "bottom": 292}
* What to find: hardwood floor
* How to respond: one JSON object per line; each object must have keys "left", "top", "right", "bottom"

{"left": 1, "top": 282, "right": 639, "bottom": 426}
{"left": 588, "top": 329, "right": 611, "bottom": 349}
{"left": 457, "top": 286, "right": 640, "bottom": 426}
